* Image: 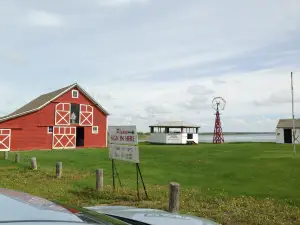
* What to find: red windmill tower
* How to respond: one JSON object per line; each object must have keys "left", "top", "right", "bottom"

{"left": 212, "top": 97, "right": 226, "bottom": 144}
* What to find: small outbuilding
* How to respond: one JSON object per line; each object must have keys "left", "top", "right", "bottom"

{"left": 276, "top": 119, "right": 300, "bottom": 144}
{"left": 149, "top": 121, "right": 200, "bottom": 144}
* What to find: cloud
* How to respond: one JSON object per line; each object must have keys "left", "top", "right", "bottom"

{"left": 0, "top": 0, "right": 300, "bottom": 133}
{"left": 186, "top": 85, "right": 215, "bottom": 96}
{"left": 96, "top": 68, "right": 300, "bottom": 132}
{"left": 179, "top": 96, "right": 211, "bottom": 111}
{"left": 180, "top": 84, "right": 215, "bottom": 111}
{"left": 26, "top": 10, "right": 63, "bottom": 27}
{"left": 144, "top": 105, "right": 170, "bottom": 115}
{"left": 94, "top": 93, "right": 114, "bottom": 101}
{"left": 212, "top": 78, "right": 226, "bottom": 85}
{"left": 97, "top": 0, "right": 148, "bottom": 7}
{"left": 253, "top": 89, "right": 300, "bottom": 106}
{"left": 5, "top": 52, "right": 25, "bottom": 63}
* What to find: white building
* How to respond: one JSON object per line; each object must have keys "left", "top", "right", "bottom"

{"left": 276, "top": 119, "right": 300, "bottom": 144}
{"left": 149, "top": 121, "right": 200, "bottom": 144}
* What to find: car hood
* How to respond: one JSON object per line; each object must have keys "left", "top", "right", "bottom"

{"left": 85, "top": 206, "right": 219, "bottom": 225}
{"left": 0, "top": 188, "right": 219, "bottom": 225}
{"left": 0, "top": 188, "right": 82, "bottom": 222}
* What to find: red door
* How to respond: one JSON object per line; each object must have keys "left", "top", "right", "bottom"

{"left": 52, "top": 127, "right": 76, "bottom": 149}
{"left": 0, "top": 129, "right": 11, "bottom": 151}
{"left": 79, "top": 104, "right": 93, "bottom": 126}
{"left": 55, "top": 103, "right": 71, "bottom": 125}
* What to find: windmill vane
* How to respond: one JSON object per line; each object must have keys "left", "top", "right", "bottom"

{"left": 212, "top": 97, "right": 226, "bottom": 144}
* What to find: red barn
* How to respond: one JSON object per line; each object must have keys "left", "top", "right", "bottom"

{"left": 0, "top": 83, "right": 109, "bottom": 151}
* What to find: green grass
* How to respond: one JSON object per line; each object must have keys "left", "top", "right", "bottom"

{"left": 1, "top": 143, "right": 300, "bottom": 225}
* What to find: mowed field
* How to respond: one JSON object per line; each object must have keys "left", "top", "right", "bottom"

{"left": 1, "top": 143, "right": 300, "bottom": 225}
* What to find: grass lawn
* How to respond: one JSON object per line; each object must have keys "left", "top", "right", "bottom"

{"left": 1, "top": 142, "right": 300, "bottom": 225}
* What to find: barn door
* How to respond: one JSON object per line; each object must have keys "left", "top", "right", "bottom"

{"left": 0, "top": 129, "right": 11, "bottom": 151}
{"left": 79, "top": 104, "right": 93, "bottom": 126}
{"left": 55, "top": 103, "right": 71, "bottom": 125}
{"left": 52, "top": 127, "right": 76, "bottom": 149}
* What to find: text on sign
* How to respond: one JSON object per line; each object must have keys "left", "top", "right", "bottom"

{"left": 110, "top": 135, "right": 135, "bottom": 142}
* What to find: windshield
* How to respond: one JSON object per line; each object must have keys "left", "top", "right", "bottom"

{"left": 52, "top": 202, "right": 150, "bottom": 225}
{"left": 43, "top": 201, "right": 133, "bottom": 225}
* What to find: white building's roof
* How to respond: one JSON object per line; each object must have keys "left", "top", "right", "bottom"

{"left": 149, "top": 121, "right": 200, "bottom": 128}
{"left": 277, "top": 119, "right": 300, "bottom": 128}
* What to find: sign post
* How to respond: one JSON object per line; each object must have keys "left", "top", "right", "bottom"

{"left": 108, "top": 125, "right": 148, "bottom": 199}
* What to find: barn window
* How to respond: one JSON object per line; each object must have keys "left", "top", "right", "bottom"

{"left": 92, "top": 126, "right": 98, "bottom": 134}
{"left": 47, "top": 126, "right": 53, "bottom": 133}
{"left": 72, "top": 90, "right": 79, "bottom": 98}
{"left": 70, "top": 103, "right": 80, "bottom": 124}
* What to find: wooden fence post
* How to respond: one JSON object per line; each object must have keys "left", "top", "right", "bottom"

{"left": 31, "top": 157, "right": 37, "bottom": 170}
{"left": 96, "top": 169, "right": 104, "bottom": 191}
{"left": 56, "top": 162, "right": 62, "bottom": 178}
{"left": 15, "top": 153, "right": 20, "bottom": 163}
{"left": 4, "top": 151, "right": 8, "bottom": 160}
{"left": 168, "top": 182, "right": 180, "bottom": 213}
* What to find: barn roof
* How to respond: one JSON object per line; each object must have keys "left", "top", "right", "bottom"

{"left": 276, "top": 119, "right": 300, "bottom": 128}
{"left": 149, "top": 121, "right": 200, "bottom": 128}
{"left": 0, "top": 83, "right": 109, "bottom": 123}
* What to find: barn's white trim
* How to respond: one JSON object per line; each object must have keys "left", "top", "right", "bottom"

{"left": 105, "top": 122, "right": 107, "bottom": 147}
{"left": 0, "top": 108, "right": 39, "bottom": 122}
{"left": 52, "top": 126, "right": 76, "bottom": 149}
{"left": 72, "top": 90, "right": 79, "bottom": 98}
{"left": 55, "top": 103, "right": 71, "bottom": 126}
{"left": 92, "top": 126, "right": 98, "bottom": 134}
{"left": 0, "top": 129, "right": 11, "bottom": 151}
{"left": 79, "top": 104, "right": 93, "bottom": 126}
{"left": 47, "top": 126, "right": 53, "bottom": 134}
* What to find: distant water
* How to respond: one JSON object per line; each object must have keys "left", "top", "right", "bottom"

{"left": 198, "top": 133, "right": 276, "bottom": 143}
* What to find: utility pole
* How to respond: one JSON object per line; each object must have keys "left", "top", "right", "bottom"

{"left": 291, "top": 72, "right": 296, "bottom": 155}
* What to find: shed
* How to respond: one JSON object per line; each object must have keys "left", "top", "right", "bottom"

{"left": 0, "top": 83, "right": 109, "bottom": 151}
{"left": 276, "top": 119, "right": 300, "bottom": 144}
{"left": 149, "top": 121, "right": 200, "bottom": 144}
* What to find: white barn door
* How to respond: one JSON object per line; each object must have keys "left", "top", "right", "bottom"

{"left": 0, "top": 129, "right": 11, "bottom": 151}
{"left": 52, "top": 126, "right": 76, "bottom": 149}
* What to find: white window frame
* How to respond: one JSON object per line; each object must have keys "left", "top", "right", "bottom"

{"left": 47, "top": 126, "right": 53, "bottom": 134}
{"left": 72, "top": 90, "right": 79, "bottom": 98}
{"left": 92, "top": 126, "right": 98, "bottom": 134}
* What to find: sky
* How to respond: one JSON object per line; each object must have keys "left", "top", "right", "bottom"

{"left": 0, "top": 0, "right": 300, "bottom": 132}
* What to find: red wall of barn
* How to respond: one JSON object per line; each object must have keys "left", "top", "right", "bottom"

{"left": 0, "top": 87, "right": 107, "bottom": 151}
{"left": 0, "top": 111, "right": 47, "bottom": 151}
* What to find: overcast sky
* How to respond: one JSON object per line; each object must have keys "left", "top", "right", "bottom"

{"left": 1, "top": 0, "right": 300, "bottom": 132}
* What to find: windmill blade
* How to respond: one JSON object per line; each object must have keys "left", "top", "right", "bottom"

{"left": 212, "top": 96, "right": 226, "bottom": 111}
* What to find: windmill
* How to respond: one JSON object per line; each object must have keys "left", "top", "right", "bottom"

{"left": 212, "top": 97, "right": 226, "bottom": 144}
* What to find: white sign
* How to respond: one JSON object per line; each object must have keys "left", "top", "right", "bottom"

{"left": 166, "top": 133, "right": 182, "bottom": 144}
{"left": 108, "top": 125, "right": 138, "bottom": 145}
{"left": 167, "top": 134, "right": 180, "bottom": 141}
{"left": 109, "top": 144, "right": 139, "bottom": 163}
